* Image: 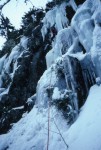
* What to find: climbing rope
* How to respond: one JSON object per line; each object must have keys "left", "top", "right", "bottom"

{"left": 52, "top": 117, "right": 69, "bottom": 149}
{"left": 46, "top": 66, "right": 69, "bottom": 150}
{"left": 46, "top": 67, "right": 53, "bottom": 150}
{"left": 47, "top": 101, "right": 50, "bottom": 150}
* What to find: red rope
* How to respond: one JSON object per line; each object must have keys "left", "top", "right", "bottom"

{"left": 46, "top": 66, "right": 69, "bottom": 150}
{"left": 46, "top": 67, "right": 53, "bottom": 150}
{"left": 47, "top": 101, "right": 50, "bottom": 150}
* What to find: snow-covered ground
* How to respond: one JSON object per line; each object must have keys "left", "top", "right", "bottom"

{"left": 67, "top": 85, "right": 101, "bottom": 150}
{"left": 0, "top": 84, "right": 101, "bottom": 150}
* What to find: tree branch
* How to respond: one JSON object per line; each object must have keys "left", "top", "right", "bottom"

{"left": 0, "top": 0, "right": 11, "bottom": 10}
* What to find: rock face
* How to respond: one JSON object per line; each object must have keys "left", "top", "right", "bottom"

{"left": 0, "top": 9, "right": 51, "bottom": 133}
{"left": 75, "top": 0, "right": 86, "bottom": 6}
{"left": 36, "top": 53, "right": 96, "bottom": 123}
{"left": 0, "top": 0, "right": 100, "bottom": 134}
{"left": 0, "top": 49, "right": 44, "bottom": 133}
{"left": 36, "top": 0, "right": 100, "bottom": 124}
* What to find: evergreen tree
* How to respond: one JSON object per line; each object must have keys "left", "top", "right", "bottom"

{"left": 21, "top": 7, "right": 44, "bottom": 36}
{"left": 0, "top": 14, "right": 14, "bottom": 39}
{"left": 0, "top": 15, "right": 23, "bottom": 57}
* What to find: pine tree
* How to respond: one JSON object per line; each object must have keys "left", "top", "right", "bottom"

{"left": 21, "top": 7, "right": 44, "bottom": 36}
{"left": 0, "top": 14, "right": 14, "bottom": 39}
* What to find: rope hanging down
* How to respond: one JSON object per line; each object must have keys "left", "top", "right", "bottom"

{"left": 47, "top": 99, "right": 50, "bottom": 150}
{"left": 46, "top": 67, "right": 69, "bottom": 150}
{"left": 52, "top": 117, "right": 69, "bottom": 149}
{"left": 46, "top": 67, "right": 53, "bottom": 150}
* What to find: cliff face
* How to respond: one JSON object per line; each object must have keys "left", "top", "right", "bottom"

{"left": 0, "top": 0, "right": 101, "bottom": 149}
{"left": 0, "top": 9, "right": 51, "bottom": 133}
{"left": 37, "top": 0, "right": 99, "bottom": 120}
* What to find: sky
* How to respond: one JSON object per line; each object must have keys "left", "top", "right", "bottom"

{"left": 0, "top": 0, "right": 49, "bottom": 49}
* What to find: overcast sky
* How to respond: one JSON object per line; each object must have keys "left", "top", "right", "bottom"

{"left": 0, "top": 0, "right": 49, "bottom": 49}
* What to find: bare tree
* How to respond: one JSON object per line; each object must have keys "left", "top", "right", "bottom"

{"left": 0, "top": 0, "right": 34, "bottom": 11}
{"left": 0, "top": 0, "right": 11, "bottom": 10}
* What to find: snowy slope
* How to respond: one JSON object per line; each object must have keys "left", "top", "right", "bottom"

{"left": 0, "top": 85, "right": 101, "bottom": 150}
{"left": 0, "top": 106, "right": 68, "bottom": 150}
{"left": 67, "top": 85, "right": 101, "bottom": 150}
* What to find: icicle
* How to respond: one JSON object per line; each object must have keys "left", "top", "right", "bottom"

{"left": 69, "top": 0, "right": 78, "bottom": 11}
{"left": 62, "top": 57, "right": 71, "bottom": 90}
{"left": 41, "top": 3, "right": 68, "bottom": 40}
{"left": 62, "top": 55, "right": 78, "bottom": 116}
{"left": 0, "top": 54, "right": 7, "bottom": 74}
{"left": 66, "top": 56, "right": 76, "bottom": 92}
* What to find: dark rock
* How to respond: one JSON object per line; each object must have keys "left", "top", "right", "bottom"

{"left": 55, "top": 55, "right": 96, "bottom": 108}
{"left": 0, "top": 106, "right": 24, "bottom": 134}
{"left": 66, "top": 6, "right": 75, "bottom": 23}
{"left": 0, "top": 18, "right": 50, "bottom": 134}
{"left": 75, "top": 0, "right": 86, "bottom": 6}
